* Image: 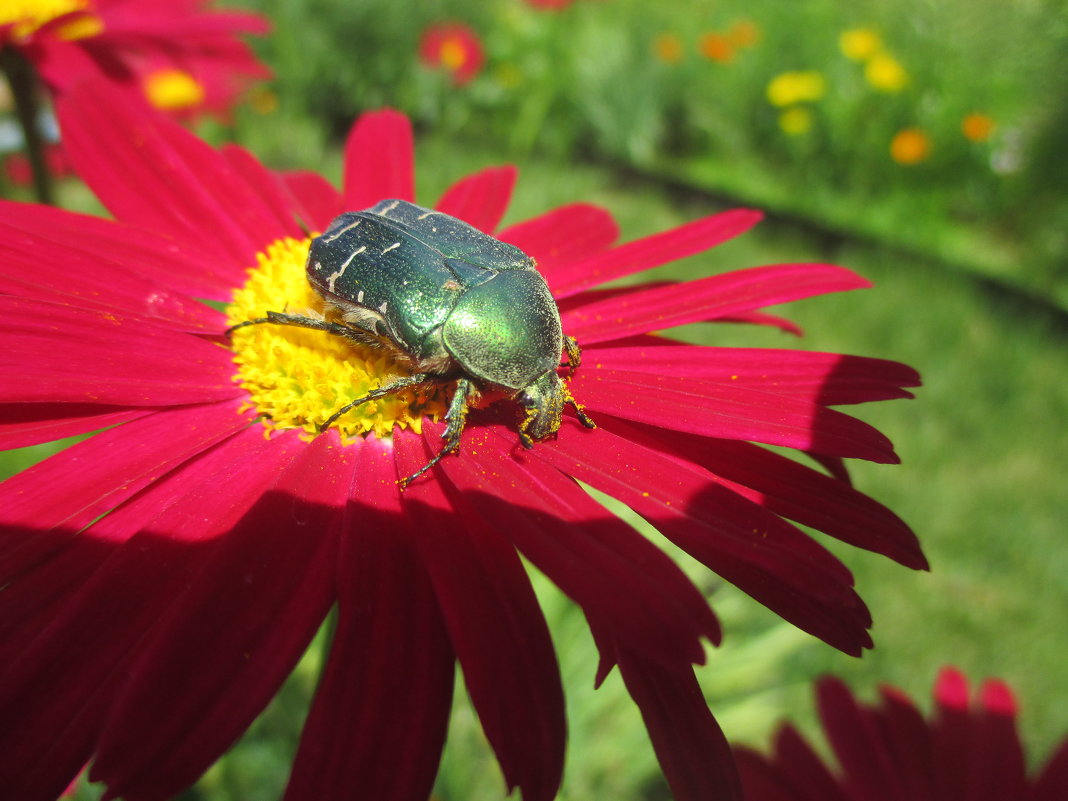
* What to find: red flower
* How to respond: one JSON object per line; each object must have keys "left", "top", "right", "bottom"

{"left": 0, "top": 0, "right": 269, "bottom": 115}
{"left": 525, "top": 0, "right": 578, "bottom": 10}
{"left": 0, "top": 81, "right": 923, "bottom": 801}
{"left": 3, "top": 142, "right": 71, "bottom": 185}
{"left": 419, "top": 22, "right": 484, "bottom": 86}
{"left": 735, "top": 667, "right": 1068, "bottom": 801}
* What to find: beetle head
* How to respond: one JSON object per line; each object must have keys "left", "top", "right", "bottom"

{"left": 518, "top": 370, "right": 568, "bottom": 443}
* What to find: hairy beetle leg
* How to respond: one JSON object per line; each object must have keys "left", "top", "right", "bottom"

{"left": 319, "top": 373, "right": 438, "bottom": 433}
{"left": 398, "top": 377, "right": 476, "bottom": 488}
{"left": 226, "top": 311, "right": 384, "bottom": 350}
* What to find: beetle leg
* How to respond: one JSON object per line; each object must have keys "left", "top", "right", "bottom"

{"left": 562, "top": 335, "right": 583, "bottom": 374}
{"left": 319, "top": 373, "right": 438, "bottom": 432}
{"left": 562, "top": 382, "right": 596, "bottom": 430}
{"left": 399, "top": 378, "right": 475, "bottom": 488}
{"left": 571, "top": 401, "right": 597, "bottom": 429}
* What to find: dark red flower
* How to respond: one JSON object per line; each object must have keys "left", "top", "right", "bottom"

{"left": 419, "top": 22, "right": 484, "bottom": 86}
{"left": 0, "top": 81, "right": 923, "bottom": 801}
{"left": 0, "top": 0, "right": 269, "bottom": 115}
{"left": 735, "top": 667, "right": 1068, "bottom": 801}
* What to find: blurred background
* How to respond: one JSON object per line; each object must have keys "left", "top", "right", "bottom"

{"left": 2, "top": 0, "right": 1066, "bottom": 799}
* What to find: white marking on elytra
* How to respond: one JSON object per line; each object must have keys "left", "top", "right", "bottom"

{"left": 416, "top": 210, "right": 441, "bottom": 220}
{"left": 382, "top": 242, "right": 401, "bottom": 254}
{"left": 357, "top": 290, "right": 365, "bottom": 303}
{"left": 380, "top": 200, "right": 401, "bottom": 214}
{"left": 322, "top": 218, "right": 362, "bottom": 242}
{"left": 378, "top": 301, "right": 388, "bottom": 314}
{"left": 325, "top": 245, "right": 366, "bottom": 293}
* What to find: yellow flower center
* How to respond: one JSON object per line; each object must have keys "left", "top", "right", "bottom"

{"left": 225, "top": 237, "right": 446, "bottom": 442}
{"left": 143, "top": 69, "right": 206, "bottom": 112}
{"left": 439, "top": 38, "right": 468, "bottom": 71}
{"left": 0, "top": 0, "right": 102, "bottom": 41}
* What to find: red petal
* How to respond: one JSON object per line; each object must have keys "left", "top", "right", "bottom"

{"left": 562, "top": 263, "right": 870, "bottom": 344}
{"left": 498, "top": 203, "right": 619, "bottom": 270}
{"left": 769, "top": 724, "right": 852, "bottom": 801}
{"left": 931, "top": 668, "right": 979, "bottom": 801}
{"left": 720, "top": 310, "right": 804, "bottom": 335}
{"left": 343, "top": 110, "right": 415, "bottom": 209}
{"left": 58, "top": 82, "right": 297, "bottom": 268}
{"left": 0, "top": 296, "right": 240, "bottom": 406}
{"left": 0, "top": 223, "right": 223, "bottom": 333}
{"left": 817, "top": 677, "right": 908, "bottom": 801}
{"left": 398, "top": 431, "right": 565, "bottom": 801}
{"left": 572, "top": 369, "right": 900, "bottom": 463}
{"left": 1031, "top": 738, "right": 1068, "bottom": 801}
{"left": 444, "top": 422, "right": 720, "bottom": 669}
{"left": 221, "top": 143, "right": 309, "bottom": 239}
{"left": 0, "top": 401, "right": 251, "bottom": 587}
{"left": 285, "top": 435, "right": 455, "bottom": 801}
{"left": 281, "top": 170, "right": 343, "bottom": 232}
{"left": 609, "top": 422, "right": 925, "bottom": 569}
{"left": 876, "top": 685, "right": 936, "bottom": 801}
{"left": 617, "top": 651, "right": 742, "bottom": 801}
{"left": 91, "top": 435, "right": 352, "bottom": 801}
{"left": 545, "top": 208, "right": 762, "bottom": 297}
{"left": 734, "top": 746, "right": 799, "bottom": 801}
{"left": 0, "top": 428, "right": 287, "bottom": 801}
{"left": 809, "top": 453, "right": 853, "bottom": 483}
{"left": 0, "top": 404, "right": 147, "bottom": 450}
{"left": 533, "top": 420, "right": 874, "bottom": 653}
{"left": 957, "top": 679, "right": 1026, "bottom": 801}
{"left": 0, "top": 200, "right": 234, "bottom": 302}
{"left": 590, "top": 344, "right": 920, "bottom": 405}
{"left": 434, "top": 165, "right": 516, "bottom": 232}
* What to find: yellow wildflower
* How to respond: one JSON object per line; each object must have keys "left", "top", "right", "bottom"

{"left": 839, "top": 28, "right": 882, "bottom": 61}
{"left": 865, "top": 53, "right": 908, "bottom": 92}
{"left": 779, "top": 107, "right": 814, "bottom": 136}
{"left": 766, "top": 71, "right": 826, "bottom": 107}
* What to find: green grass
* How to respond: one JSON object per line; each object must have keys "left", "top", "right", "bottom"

{"left": 232, "top": 0, "right": 1068, "bottom": 307}
{"left": 21, "top": 130, "right": 1067, "bottom": 800}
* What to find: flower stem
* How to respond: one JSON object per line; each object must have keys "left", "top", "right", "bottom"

{"left": 1, "top": 48, "right": 55, "bottom": 205}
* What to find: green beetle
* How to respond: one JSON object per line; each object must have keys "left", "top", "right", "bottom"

{"left": 231, "top": 199, "right": 594, "bottom": 486}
